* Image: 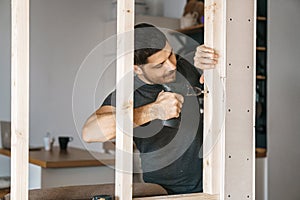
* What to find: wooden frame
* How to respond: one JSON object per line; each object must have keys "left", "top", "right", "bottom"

{"left": 203, "top": 0, "right": 256, "bottom": 198}
{"left": 11, "top": 0, "right": 30, "bottom": 199}
{"left": 115, "top": 0, "right": 135, "bottom": 199}
{"left": 10, "top": 0, "right": 255, "bottom": 199}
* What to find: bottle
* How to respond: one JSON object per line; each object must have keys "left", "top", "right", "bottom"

{"left": 44, "top": 132, "right": 55, "bottom": 151}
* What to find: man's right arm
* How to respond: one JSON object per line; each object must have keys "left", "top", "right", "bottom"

{"left": 82, "top": 105, "right": 116, "bottom": 143}
{"left": 82, "top": 91, "right": 184, "bottom": 143}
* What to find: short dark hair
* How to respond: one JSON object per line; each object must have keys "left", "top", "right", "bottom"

{"left": 134, "top": 23, "right": 167, "bottom": 65}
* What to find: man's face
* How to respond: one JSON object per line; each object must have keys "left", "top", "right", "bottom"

{"left": 135, "top": 42, "right": 177, "bottom": 84}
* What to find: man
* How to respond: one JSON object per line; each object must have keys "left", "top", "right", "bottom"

{"left": 82, "top": 23, "right": 218, "bottom": 194}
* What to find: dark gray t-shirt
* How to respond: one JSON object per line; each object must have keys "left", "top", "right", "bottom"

{"left": 102, "top": 57, "right": 203, "bottom": 194}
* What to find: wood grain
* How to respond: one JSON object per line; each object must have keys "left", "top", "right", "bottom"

{"left": 11, "top": 0, "right": 30, "bottom": 199}
{"left": 115, "top": 0, "right": 134, "bottom": 200}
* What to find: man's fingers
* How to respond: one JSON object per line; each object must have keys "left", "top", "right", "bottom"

{"left": 194, "top": 45, "right": 219, "bottom": 70}
{"left": 195, "top": 61, "right": 216, "bottom": 70}
{"left": 199, "top": 74, "right": 204, "bottom": 84}
{"left": 174, "top": 93, "right": 184, "bottom": 104}
{"left": 157, "top": 90, "right": 164, "bottom": 97}
{"left": 197, "top": 45, "right": 215, "bottom": 53}
{"left": 195, "top": 51, "right": 218, "bottom": 59}
{"left": 159, "top": 92, "right": 184, "bottom": 104}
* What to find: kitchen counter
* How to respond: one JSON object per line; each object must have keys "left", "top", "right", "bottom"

{"left": 0, "top": 146, "right": 114, "bottom": 168}
{"left": 0, "top": 147, "right": 115, "bottom": 189}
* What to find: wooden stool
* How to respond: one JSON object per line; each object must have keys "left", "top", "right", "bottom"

{"left": 0, "top": 177, "right": 10, "bottom": 200}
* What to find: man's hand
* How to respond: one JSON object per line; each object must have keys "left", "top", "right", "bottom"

{"left": 194, "top": 45, "right": 218, "bottom": 69}
{"left": 194, "top": 45, "right": 219, "bottom": 84}
{"left": 151, "top": 91, "right": 184, "bottom": 120}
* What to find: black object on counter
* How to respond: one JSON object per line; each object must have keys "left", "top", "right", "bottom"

{"left": 92, "top": 194, "right": 113, "bottom": 200}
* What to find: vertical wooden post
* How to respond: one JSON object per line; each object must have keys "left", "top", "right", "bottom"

{"left": 115, "top": 0, "right": 134, "bottom": 200}
{"left": 11, "top": 0, "right": 30, "bottom": 199}
{"left": 203, "top": 0, "right": 256, "bottom": 199}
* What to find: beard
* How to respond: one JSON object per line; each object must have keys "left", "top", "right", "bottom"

{"left": 163, "top": 70, "right": 177, "bottom": 83}
{"left": 139, "top": 69, "right": 177, "bottom": 85}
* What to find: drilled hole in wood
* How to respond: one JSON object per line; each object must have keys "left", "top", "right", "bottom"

{"left": 228, "top": 109, "right": 231, "bottom": 112}
{"left": 229, "top": 155, "right": 232, "bottom": 158}
{"left": 229, "top": 63, "right": 232, "bottom": 66}
{"left": 247, "top": 158, "right": 250, "bottom": 161}
{"left": 248, "top": 19, "right": 251, "bottom": 22}
{"left": 228, "top": 194, "right": 231, "bottom": 198}
{"left": 229, "top": 18, "right": 233, "bottom": 21}
{"left": 247, "top": 195, "right": 250, "bottom": 198}
{"left": 247, "top": 66, "right": 250, "bottom": 69}
{"left": 247, "top": 110, "right": 250, "bottom": 112}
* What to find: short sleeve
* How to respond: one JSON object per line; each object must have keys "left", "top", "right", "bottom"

{"left": 102, "top": 91, "right": 116, "bottom": 107}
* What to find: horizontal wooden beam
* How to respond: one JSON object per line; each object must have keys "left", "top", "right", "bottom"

{"left": 133, "top": 193, "right": 218, "bottom": 200}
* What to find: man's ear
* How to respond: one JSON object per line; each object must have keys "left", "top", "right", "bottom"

{"left": 134, "top": 65, "right": 143, "bottom": 75}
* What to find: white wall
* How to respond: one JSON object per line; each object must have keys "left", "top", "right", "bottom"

{"left": 0, "top": 0, "right": 11, "bottom": 126}
{"left": 0, "top": 0, "right": 116, "bottom": 151}
{"left": 163, "top": 0, "right": 186, "bottom": 19}
{"left": 268, "top": 0, "right": 300, "bottom": 199}
{"left": 0, "top": 0, "right": 12, "bottom": 174}
{"left": 29, "top": 0, "right": 114, "bottom": 150}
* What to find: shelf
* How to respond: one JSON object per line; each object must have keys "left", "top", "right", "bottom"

{"left": 257, "top": 16, "right": 267, "bottom": 21}
{"left": 256, "top": 75, "right": 266, "bottom": 80}
{"left": 256, "top": 148, "right": 267, "bottom": 158}
{"left": 257, "top": 46, "right": 267, "bottom": 51}
{"left": 175, "top": 24, "right": 204, "bottom": 34}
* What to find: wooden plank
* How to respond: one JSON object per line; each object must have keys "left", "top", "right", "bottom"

{"left": 28, "top": 147, "right": 115, "bottom": 168}
{"left": 11, "top": 0, "right": 30, "bottom": 199}
{"left": 203, "top": 0, "right": 226, "bottom": 195}
{"left": 226, "top": 0, "right": 256, "bottom": 197}
{"left": 134, "top": 193, "right": 219, "bottom": 200}
{"left": 257, "top": 16, "right": 267, "bottom": 21}
{"left": 256, "top": 75, "right": 266, "bottom": 80}
{"left": 256, "top": 46, "right": 267, "bottom": 51}
{"left": 115, "top": 0, "right": 134, "bottom": 200}
{"left": 203, "top": 0, "right": 256, "bottom": 199}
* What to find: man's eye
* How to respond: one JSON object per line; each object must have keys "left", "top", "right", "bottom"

{"left": 153, "top": 63, "right": 163, "bottom": 69}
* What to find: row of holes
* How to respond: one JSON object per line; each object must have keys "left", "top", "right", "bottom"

{"left": 229, "top": 18, "right": 252, "bottom": 22}
{"left": 228, "top": 109, "right": 250, "bottom": 112}
{"left": 228, "top": 194, "right": 251, "bottom": 198}
{"left": 227, "top": 155, "right": 251, "bottom": 199}
{"left": 228, "top": 155, "right": 250, "bottom": 161}
{"left": 218, "top": 18, "right": 252, "bottom": 199}
{"left": 228, "top": 63, "right": 251, "bottom": 69}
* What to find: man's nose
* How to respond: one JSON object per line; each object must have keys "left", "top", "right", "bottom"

{"left": 165, "top": 59, "right": 176, "bottom": 70}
